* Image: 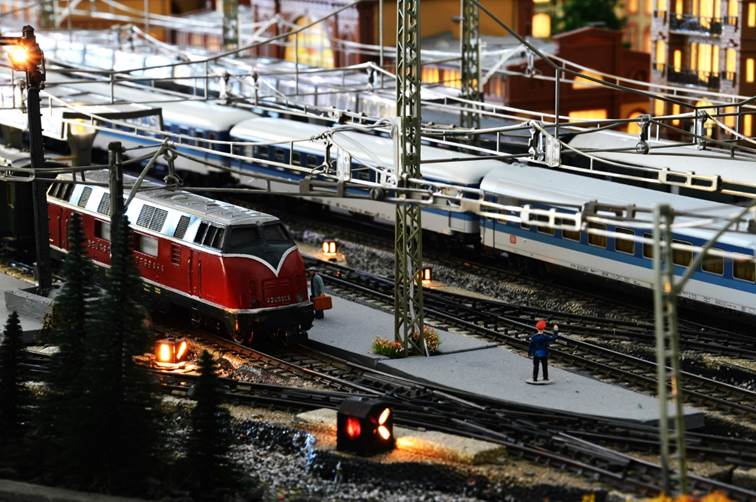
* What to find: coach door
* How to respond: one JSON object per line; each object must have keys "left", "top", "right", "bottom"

{"left": 189, "top": 251, "right": 201, "bottom": 297}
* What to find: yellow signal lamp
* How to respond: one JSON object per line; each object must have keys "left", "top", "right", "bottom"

{"left": 322, "top": 239, "right": 337, "bottom": 256}
{"left": 7, "top": 45, "right": 30, "bottom": 70}
{"left": 421, "top": 266, "right": 433, "bottom": 284}
{"left": 154, "top": 337, "right": 190, "bottom": 368}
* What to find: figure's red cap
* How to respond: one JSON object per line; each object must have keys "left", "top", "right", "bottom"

{"left": 535, "top": 320, "right": 547, "bottom": 331}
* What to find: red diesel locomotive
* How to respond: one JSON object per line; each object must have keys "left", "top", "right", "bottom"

{"left": 46, "top": 170, "right": 314, "bottom": 345}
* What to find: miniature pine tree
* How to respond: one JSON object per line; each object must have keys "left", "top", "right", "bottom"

{"left": 0, "top": 311, "right": 25, "bottom": 445}
{"left": 48, "top": 212, "right": 96, "bottom": 387}
{"left": 66, "top": 215, "right": 161, "bottom": 493}
{"left": 185, "top": 350, "right": 241, "bottom": 500}
{"left": 557, "top": 0, "right": 625, "bottom": 33}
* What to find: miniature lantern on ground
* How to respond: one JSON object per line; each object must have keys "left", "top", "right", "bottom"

{"left": 337, "top": 398, "right": 395, "bottom": 455}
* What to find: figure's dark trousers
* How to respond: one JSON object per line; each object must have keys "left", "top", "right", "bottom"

{"left": 533, "top": 356, "right": 548, "bottom": 381}
{"left": 315, "top": 309, "right": 324, "bottom": 319}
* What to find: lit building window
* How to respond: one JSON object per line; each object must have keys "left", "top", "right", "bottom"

{"left": 572, "top": 70, "right": 604, "bottom": 89}
{"left": 532, "top": 13, "right": 551, "bottom": 38}
{"left": 654, "top": 98, "right": 665, "bottom": 116}
{"left": 729, "top": 0, "right": 739, "bottom": 21}
{"left": 750, "top": 3, "right": 756, "bottom": 27}
{"left": 655, "top": 39, "right": 667, "bottom": 70}
{"left": 422, "top": 66, "right": 440, "bottom": 84}
{"left": 444, "top": 68, "right": 461, "bottom": 88}
{"left": 627, "top": 111, "right": 644, "bottom": 134}
{"left": 629, "top": 0, "right": 639, "bottom": 13}
{"left": 646, "top": 0, "right": 654, "bottom": 14}
{"left": 745, "top": 114, "right": 754, "bottom": 136}
{"left": 672, "top": 103, "right": 681, "bottom": 126}
{"left": 747, "top": 58, "right": 755, "bottom": 82}
{"left": 284, "top": 17, "right": 335, "bottom": 68}
{"left": 676, "top": 0, "right": 684, "bottom": 15}
{"left": 673, "top": 49, "right": 682, "bottom": 71}
{"left": 568, "top": 109, "right": 608, "bottom": 122}
{"left": 657, "top": 0, "right": 668, "bottom": 12}
{"left": 726, "top": 48, "right": 737, "bottom": 77}
{"left": 725, "top": 106, "right": 736, "bottom": 128}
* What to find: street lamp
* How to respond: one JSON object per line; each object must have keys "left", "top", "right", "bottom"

{"left": 1, "top": 26, "right": 51, "bottom": 294}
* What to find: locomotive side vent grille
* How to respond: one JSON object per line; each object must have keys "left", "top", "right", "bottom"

{"left": 136, "top": 205, "right": 168, "bottom": 233}
{"left": 97, "top": 193, "right": 111, "bottom": 215}
{"left": 49, "top": 182, "right": 74, "bottom": 202}
{"left": 77, "top": 187, "right": 92, "bottom": 208}
{"left": 173, "top": 215, "right": 190, "bottom": 239}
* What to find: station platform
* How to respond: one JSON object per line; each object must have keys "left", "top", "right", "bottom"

{"left": 0, "top": 271, "right": 45, "bottom": 337}
{"left": 307, "top": 294, "right": 704, "bottom": 427}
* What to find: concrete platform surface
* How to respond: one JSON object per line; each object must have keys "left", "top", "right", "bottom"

{"left": 0, "top": 272, "right": 44, "bottom": 334}
{"left": 306, "top": 294, "right": 703, "bottom": 426}
{"left": 296, "top": 408, "right": 506, "bottom": 465}
{"left": 0, "top": 478, "right": 142, "bottom": 502}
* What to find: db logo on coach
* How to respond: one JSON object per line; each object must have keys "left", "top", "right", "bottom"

{"left": 509, "top": 235, "right": 517, "bottom": 244}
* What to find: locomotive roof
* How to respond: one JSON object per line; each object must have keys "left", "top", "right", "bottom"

{"left": 481, "top": 163, "right": 756, "bottom": 249}
{"left": 230, "top": 117, "right": 504, "bottom": 186}
{"left": 63, "top": 170, "right": 277, "bottom": 227}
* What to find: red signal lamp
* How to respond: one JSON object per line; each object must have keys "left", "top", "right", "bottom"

{"left": 154, "top": 338, "right": 190, "bottom": 368}
{"left": 337, "top": 398, "right": 395, "bottom": 456}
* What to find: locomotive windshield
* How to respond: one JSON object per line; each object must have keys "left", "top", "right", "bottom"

{"left": 225, "top": 223, "right": 295, "bottom": 266}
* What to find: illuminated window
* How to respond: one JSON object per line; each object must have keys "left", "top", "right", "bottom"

{"left": 672, "top": 240, "right": 692, "bottom": 266}
{"left": 643, "top": 28, "right": 651, "bottom": 53}
{"left": 729, "top": 0, "right": 739, "bottom": 20}
{"left": 629, "top": 0, "right": 638, "bottom": 13}
{"left": 627, "top": 111, "right": 644, "bottom": 134}
{"left": 572, "top": 70, "right": 604, "bottom": 89}
{"left": 693, "top": 0, "right": 699, "bottom": 16}
{"left": 615, "top": 228, "right": 636, "bottom": 254}
{"left": 747, "top": 58, "right": 755, "bottom": 82}
{"left": 697, "top": 43, "right": 713, "bottom": 79}
{"left": 672, "top": 103, "right": 681, "bottom": 125}
{"left": 568, "top": 109, "right": 608, "bottom": 121}
{"left": 532, "top": 13, "right": 551, "bottom": 38}
{"left": 655, "top": 40, "right": 666, "bottom": 70}
{"left": 657, "top": 0, "right": 668, "bottom": 12}
{"left": 646, "top": 0, "right": 654, "bottom": 14}
{"left": 734, "top": 259, "right": 756, "bottom": 281}
{"left": 675, "top": 0, "right": 684, "bottom": 15}
{"left": 673, "top": 49, "right": 682, "bottom": 71}
{"left": 690, "top": 42, "right": 698, "bottom": 70}
{"left": 725, "top": 106, "right": 736, "bottom": 128}
{"left": 588, "top": 224, "right": 608, "bottom": 248}
{"left": 654, "top": 98, "right": 666, "bottom": 116}
{"left": 702, "top": 253, "right": 724, "bottom": 275}
{"left": 726, "top": 48, "right": 737, "bottom": 77}
{"left": 284, "top": 16, "right": 335, "bottom": 68}
{"left": 745, "top": 114, "right": 753, "bottom": 136}
{"left": 750, "top": 3, "right": 756, "bottom": 26}
{"left": 444, "top": 68, "right": 461, "bottom": 89}
{"left": 422, "top": 66, "right": 440, "bottom": 84}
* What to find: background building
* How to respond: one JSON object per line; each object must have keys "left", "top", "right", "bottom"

{"left": 651, "top": 0, "right": 756, "bottom": 135}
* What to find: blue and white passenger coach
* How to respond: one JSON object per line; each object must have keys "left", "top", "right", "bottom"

{"left": 480, "top": 164, "right": 756, "bottom": 314}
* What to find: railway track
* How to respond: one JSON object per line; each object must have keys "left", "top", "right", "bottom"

{"left": 309, "top": 259, "right": 756, "bottom": 421}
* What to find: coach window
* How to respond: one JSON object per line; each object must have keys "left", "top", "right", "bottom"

{"left": 701, "top": 252, "right": 724, "bottom": 275}
{"left": 95, "top": 220, "right": 111, "bottom": 241}
{"left": 292, "top": 151, "right": 302, "bottom": 165}
{"left": 672, "top": 240, "right": 692, "bottom": 267}
{"left": 562, "top": 228, "right": 581, "bottom": 241}
{"left": 587, "top": 224, "right": 608, "bottom": 248}
{"left": 254, "top": 145, "right": 269, "bottom": 159}
{"left": 734, "top": 259, "right": 756, "bottom": 282}
{"left": 615, "top": 227, "right": 636, "bottom": 254}
{"left": 643, "top": 233, "right": 653, "bottom": 258}
{"left": 307, "top": 154, "right": 319, "bottom": 167}
{"left": 535, "top": 215, "right": 555, "bottom": 235}
{"left": 138, "top": 235, "right": 159, "bottom": 257}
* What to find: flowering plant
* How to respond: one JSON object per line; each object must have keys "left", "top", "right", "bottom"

{"left": 372, "top": 325, "right": 441, "bottom": 358}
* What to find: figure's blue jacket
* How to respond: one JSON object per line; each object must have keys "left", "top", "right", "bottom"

{"left": 528, "top": 329, "right": 559, "bottom": 358}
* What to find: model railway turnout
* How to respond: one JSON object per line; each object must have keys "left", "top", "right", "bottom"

{"left": 308, "top": 259, "right": 756, "bottom": 420}
{"left": 20, "top": 345, "right": 756, "bottom": 500}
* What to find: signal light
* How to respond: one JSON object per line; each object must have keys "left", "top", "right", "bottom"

{"left": 7, "top": 45, "right": 29, "bottom": 70}
{"left": 337, "top": 398, "right": 395, "bottom": 456}
{"left": 421, "top": 266, "right": 432, "bottom": 284}
{"left": 154, "top": 338, "right": 190, "bottom": 368}
{"left": 322, "top": 239, "right": 337, "bottom": 256}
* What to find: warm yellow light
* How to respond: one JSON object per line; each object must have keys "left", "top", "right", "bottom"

{"left": 69, "top": 119, "right": 94, "bottom": 137}
{"left": 157, "top": 342, "right": 172, "bottom": 363}
{"left": 7, "top": 46, "right": 29, "bottom": 70}
{"left": 176, "top": 340, "right": 188, "bottom": 361}
{"left": 378, "top": 425, "right": 391, "bottom": 440}
{"left": 532, "top": 13, "right": 551, "bottom": 38}
{"left": 378, "top": 407, "right": 391, "bottom": 425}
{"left": 322, "top": 240, "right": 337, "bottom": 255}
{"left": 421, "top": 267, "right": 432, "bottom": 283}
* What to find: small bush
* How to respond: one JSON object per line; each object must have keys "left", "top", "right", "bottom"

{"left": 372, "top": 326, "right": 441, "bottom": 358}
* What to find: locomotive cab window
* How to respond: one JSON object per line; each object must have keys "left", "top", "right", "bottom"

{"left": 615, "top": 227, "right": 636, "bottom": 254}
{"left": 225, "top": 223, "right": 293, "bottom": 255}
{"left": 138, "top": 235, "right": 159, "bottom": 257}
{"left": 734, "top": 259, "right": 756, "bottom": 282}
{"left": 95, "top": 220, "right": 110, "bottom": 241}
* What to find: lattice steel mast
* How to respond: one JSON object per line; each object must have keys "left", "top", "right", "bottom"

{"left": 460, "top": 0, "right": 481, "bottom": 131}
{"left": 394, "top": 0, "right": 426, "bottom": 355}
{"left": 652, "top": 204, "right": 688, "bottom": 495}
{"left": 222, "top": 0, "right": 239, "bottom": 51}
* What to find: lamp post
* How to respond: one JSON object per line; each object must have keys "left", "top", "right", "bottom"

{"left": 1, "top": 26, "right": 51, "bottom": 294}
